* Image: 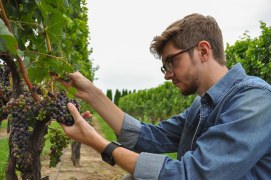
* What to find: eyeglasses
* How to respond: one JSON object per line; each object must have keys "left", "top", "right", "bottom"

{"left": 161, "top": 44, "right": 197, "bottom": 74}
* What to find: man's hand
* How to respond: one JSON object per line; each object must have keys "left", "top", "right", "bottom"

{"left": 81, "top": 110, "right": 92, "bottom": 120}
{"left": 62, "top": 103, "right": 109, "bottom": 152}
{"left": 54, "top": 72, "right": 94, "bottom": 102}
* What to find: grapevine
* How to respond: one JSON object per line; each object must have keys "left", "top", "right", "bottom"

{"left": 0, "top": 0, "right": 94, "bottom": 179}
{"left": 5, "top": 92, "right": 35, "bottom": 175}
{"left": 2, "top": 84, "right": 81, "bottom": 178}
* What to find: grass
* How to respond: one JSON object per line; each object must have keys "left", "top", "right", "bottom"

{"left": 93, "top": 112, "right": 117, "bottom": 141}
{"left": 0, "top": 119, "right": 8, "bottom": 128}
{"left": 0, "top": 138, "right": 8, "bottom": 179}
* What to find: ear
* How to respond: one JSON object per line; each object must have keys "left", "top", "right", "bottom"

{"left": 197, "top": 41, "right": 212, "bottom": 62}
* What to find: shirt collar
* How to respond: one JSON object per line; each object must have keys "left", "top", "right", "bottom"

{"left": 205, "top": 63, "right": 247, "bottom": 105}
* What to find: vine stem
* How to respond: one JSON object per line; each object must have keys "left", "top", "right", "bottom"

{"left": 0, "top": 0, "right": 41, "bottom": 102}
{"left": 45, "top": 30, "right": 52, "bottom": 52}
{"left": 45, "top": 29, "right": 54, "bottom": 93}
{"left": 0, "top": 0, "right": 12, "bottom": 32}
{"left": 24, "top": 50, "right": 64, "bottom": 60}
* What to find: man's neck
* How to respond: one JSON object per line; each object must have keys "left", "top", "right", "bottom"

{"left": 197, "top": 61, "right": 228, "bottom": 96}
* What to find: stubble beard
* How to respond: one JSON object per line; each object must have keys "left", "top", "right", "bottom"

{"left": 180, "top": 70, "right": 200, "bottom": 96}
{"left": 180, "top": 82, "right": 198, "bottom": 96}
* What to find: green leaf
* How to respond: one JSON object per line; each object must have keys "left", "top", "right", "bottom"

{"left": 66, "top": 87, "right": 77, "bottom": 99}
{"left": 27, "top": 65, "right": 49, "bottom": 83}
{"left": 0, "top": 19, "right": 17, "bottom": 55}
{"left": 46, "top": 58, "right": 74, "bottom": 76}
{"left": 22, "top": 56, "right": 31, "bottom": 67}
{"left": 45, "top": 11, "right": 66, "bottom": 44}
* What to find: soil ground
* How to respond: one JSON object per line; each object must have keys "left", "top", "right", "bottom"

{"left": 0, "top": 126, "right": 8, "bottom": 139}
{"left": 0, "top": 119, "right": 127, "bottom": 180}
{"left": 41, "top": 143, "right": 126, "bottom": 180}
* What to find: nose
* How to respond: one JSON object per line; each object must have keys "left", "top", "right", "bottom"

{"left": 164, "top": 71, "right": 173, "bottom": 80}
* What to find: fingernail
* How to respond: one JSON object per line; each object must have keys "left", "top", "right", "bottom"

{"left": 67, "top": 102, "right": 72, "bottom": 108}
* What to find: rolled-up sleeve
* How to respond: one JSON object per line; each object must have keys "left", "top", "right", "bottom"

{"left": 134, "top": 153, "right": 166, "bottom": 179}
{"left": 118, "top": 113, "right": 141, "bottom": 149}
{"left": 117, "top": 114, "right": 167, "bottom": 179}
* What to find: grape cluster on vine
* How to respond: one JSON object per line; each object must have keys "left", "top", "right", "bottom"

{"left": 47, "top": 127, "right": 70, "bottom": 167}
{"left": 3, "top": 86, "right": 81, "bottom": 175}
{"left": 0, "top": 62, "right": 12, "bottom": 105}
{"left": 46, "top": 90, "right": 80, "bottom": 126}
{"left": 5, "top": 92, "right": 35, "bottom": 172}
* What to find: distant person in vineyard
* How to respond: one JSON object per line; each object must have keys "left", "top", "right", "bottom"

{"left": 58, "top": 13, "right": 271, "bottom": 179}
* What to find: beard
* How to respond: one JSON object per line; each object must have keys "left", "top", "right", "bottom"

{"left": 179, "top": 70, "right": 200, "bottom": 96}
{"left": 180, "top": 81, "right": 199, "bottom": 96}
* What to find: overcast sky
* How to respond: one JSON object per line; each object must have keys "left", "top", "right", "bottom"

{"left": 86, "top": 0, "right": 271, "bottom": 93}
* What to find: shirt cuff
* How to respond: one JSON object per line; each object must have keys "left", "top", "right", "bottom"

{"left": 117, "top": 113, "right": 141, "bottom": 149}
{"left": 134, "top": 152, "right": 166, "bottom": 179}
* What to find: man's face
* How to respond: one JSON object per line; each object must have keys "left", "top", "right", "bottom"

{"left": 161, "top": 42, "right": 201, "bottom": 96}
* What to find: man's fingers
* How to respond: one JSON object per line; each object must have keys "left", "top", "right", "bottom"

{"left": 81, "top": 111, "right": 92, "bottom": 119}
{"left": 49, "top": 72, "right": 73, "bottom": 88}
{"left": 67, "top": 102, "right": 81, "bottom": 121}
{"left": 55, "top": 77, "right": 72, "bottom": 88}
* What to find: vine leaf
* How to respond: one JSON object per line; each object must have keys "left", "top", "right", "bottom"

{"left": 45, "top": 11, "right": 66, "bottom": 44}
{"left": 27, "top": 65, "right": 49, "bottom": 83}
{"left": 37, "top": 0, "right": 66, "bottom": 46}
{"left": 26, "top": 56, "right": 74, "bottom": 83}
{"left": 0, "top": 19, "right": 18, "bottom": 55}
{"left": 67, "top": 87, "right": 76, "bottom": 99}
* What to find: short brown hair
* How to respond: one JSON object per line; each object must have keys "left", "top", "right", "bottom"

{"left": 150, "top": 13, "right": 226, "bottom": 65}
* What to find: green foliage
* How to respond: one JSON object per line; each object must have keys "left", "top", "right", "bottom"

{"left": 2, "top": 0, "right": 95, "bottom": 83}
{"left": 0, "top": 19, "right": 17, "bottom": 55}
{"left": 93, "top": 112, "right": 117, "bottom": 142}
{"left": 113, "top": 89, "right": 131, "bottom": 105}
{"left": 118, "top": 82, "right": 195, "bottom": 124}
{"left": 114, "top": 89, "right": 121, "bottom": 105}
{"left": 0, "top": 0, "right": 95, "bottom": 177}
{"left": 106, "top": 89, "right": 113, "bottom": 101}
{"left": 225, "top": 22, "right": 271, "bottom": 83}
{"left": 0, "top": 119, "right": 8, "bottom": 128}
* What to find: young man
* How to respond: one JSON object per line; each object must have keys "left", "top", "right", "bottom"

{"left": 59, "top": 13, "right": 271, "bottom": 179}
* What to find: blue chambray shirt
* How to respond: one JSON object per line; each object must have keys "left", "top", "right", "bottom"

{"left": 117, "top": 63, "right": 271, "bottom": 180}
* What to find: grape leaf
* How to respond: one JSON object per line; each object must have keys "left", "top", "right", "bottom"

{"left": 27, "top": 64, "right": 49, "bottom": 83}
{"left": 0, "top": 19, "right": 18, "bottom": 55}
{"left": 66, "top": 87, "right": 77, "bottom": 99}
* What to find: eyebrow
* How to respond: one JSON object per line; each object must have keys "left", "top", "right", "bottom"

{"left": 162, "top": 53, "right": 175, "bottom": 62}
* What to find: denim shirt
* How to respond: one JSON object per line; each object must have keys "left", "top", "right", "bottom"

{"left": 117, "top": 63, "right": 271, "bottom": 180}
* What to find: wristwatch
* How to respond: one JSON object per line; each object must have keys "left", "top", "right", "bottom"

{"left": 101, "top": 141, "right": 122, "bottom": 166}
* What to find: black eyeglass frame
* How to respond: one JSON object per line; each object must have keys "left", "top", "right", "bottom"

{"left": 161, "top": 44, "right": 198, "bottom": 74}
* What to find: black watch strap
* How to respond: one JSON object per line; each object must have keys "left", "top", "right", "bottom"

{"left": 101, "top": 141, "right": 122, "bottom": 166}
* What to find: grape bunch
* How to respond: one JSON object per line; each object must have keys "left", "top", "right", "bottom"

{"left": 4, "top": 92, "right": 35, "bottom": 172}
{"left": 47, "top": 127, "right": 70, "bottom": 167}
{"left": 1, "top": 63, "right": 10, "bottom": 87}
{"left": 47, "top": 91, "right": 80, "bottom": 126}
{"left": 0, "top": 63, "right": 12, "bottom": 103}
{"left": 3, "top": 87, "right": 80, "bottom": 173}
